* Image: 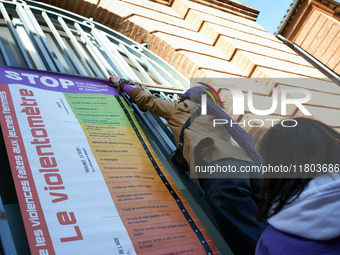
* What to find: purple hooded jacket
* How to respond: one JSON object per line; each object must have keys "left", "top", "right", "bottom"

{"left": 256, "top": 174, "right": 340, "bottom": 254}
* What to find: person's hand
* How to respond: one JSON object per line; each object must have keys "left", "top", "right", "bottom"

{"left": 109, "top": 76, "right": 120, "bottom": 87}
{"left": 109, "top": 76, "right": 131, "bottom": 94}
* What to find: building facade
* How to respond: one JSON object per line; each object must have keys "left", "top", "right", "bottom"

{"left": 0, "top": 0, "right": 340, "bottom": 254}
{"left": 35, "top": 0, "right": 340, "bottom": 137}
{"left": 276, "top": 0, "right": 340, "bottom": 76}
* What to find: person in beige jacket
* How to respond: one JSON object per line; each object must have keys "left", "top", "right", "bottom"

{"left": 109, "top": 76, "right": 267, "bottom": 255}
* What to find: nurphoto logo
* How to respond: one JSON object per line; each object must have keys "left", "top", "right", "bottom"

{"left": 198, "top": 79, "right": 312, "bottom": 128}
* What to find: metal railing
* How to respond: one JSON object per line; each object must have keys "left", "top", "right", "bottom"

{"left": 0, "top": 0, "right": 188, "bottom": 88}
{"left": 0, "top": 1, "right": 231, "bottom": 253}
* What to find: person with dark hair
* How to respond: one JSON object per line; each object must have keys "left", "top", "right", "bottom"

{"left": 256, "top": 117, "right": 340, "bottom": 254}
{"left": 109, "top": 76, "right": 267, "bottom": 255}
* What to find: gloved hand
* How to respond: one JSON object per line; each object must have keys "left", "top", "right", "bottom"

{"left": 109, "top": 75, "right": 120, "bottom": 87}
{"left": 108, "top": 76, "right": 130, "bottom": 93}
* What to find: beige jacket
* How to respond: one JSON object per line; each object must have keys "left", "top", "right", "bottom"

{"left": 129, "top": 88, "right": 254, "bottom": 169}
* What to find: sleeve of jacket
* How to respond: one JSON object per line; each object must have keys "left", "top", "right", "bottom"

{"left": 255, "top": 236, "right": 270, "bottom": 255}
{"left": 128, "top": 87, "right": 178, "bottom": 119}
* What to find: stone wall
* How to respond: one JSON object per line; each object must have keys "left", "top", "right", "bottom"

{"left": 38, "top": 0, "right": 340, "bottom": 138}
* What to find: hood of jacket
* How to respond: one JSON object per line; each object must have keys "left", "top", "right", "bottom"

{"left": 268, "top": 173, "right": 340, "bottom": 241}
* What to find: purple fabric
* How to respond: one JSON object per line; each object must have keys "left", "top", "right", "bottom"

{"left": 256, "top": 225, "right": 340, "bottom": 255}
{"left": 121, "top": 83, "right": 135, "bottom": 95}
{"left": 0, "top": 65, "right": 119, "bottom": 95}
{"left": 184, "top": 86, "right": 263, "bottom": 166}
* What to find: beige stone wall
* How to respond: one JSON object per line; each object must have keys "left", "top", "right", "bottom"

{"left": 280, "top": 0, "right": 340, "bottom": 75}
{"left": 39, "top": 0, "right": 340, "bottom": 140}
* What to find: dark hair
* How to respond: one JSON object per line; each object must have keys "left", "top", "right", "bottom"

{"left": 256, "top": 117, "right": 340, "bottom": 222}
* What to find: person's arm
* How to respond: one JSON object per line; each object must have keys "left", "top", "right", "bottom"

{"left": 109, "top": 76, "right": 178, "bottom": 119}
{"left": 255, "top": 236, "right": 270, "bottom": 255}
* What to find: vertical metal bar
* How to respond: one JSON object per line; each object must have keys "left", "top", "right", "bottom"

{"left": 0, "top": 2, "right": 33, "bottom": 68}
{"left": 0, "top": 38, "right": 11, "bottom": 66}
{"left": 58, "top": 16, "right": 100, "bottom": 77}
{"left": 15, "top": 3, "right": 56, "bottom": 71}
{"left": 41, "top": 11, "right": 84, "bottom": 75}
{"left": 141, "top": 53, "right": 185, "bottom": 88}
{"left": 90, "top": 28, "right": 126, "bottom": 78}
{"left": 119, "top": 43, "right": 155, "bottom": 84}
{"left": 148, "top": 61, "right": 185, "bottom": 88}
{"left": 24, "top": 6, "right": 66, "bottom": 73}
{"left": 13, "top": 18, "right": 46, "bottom": 70}
{"left": 140, "top": 56, "right": 170, "bottom": 85}
{"left": 74, "top": 23, "right": 112, "bottom": 78}
{"left": 99, "top": 31, "right": 141, "bottom": 81}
